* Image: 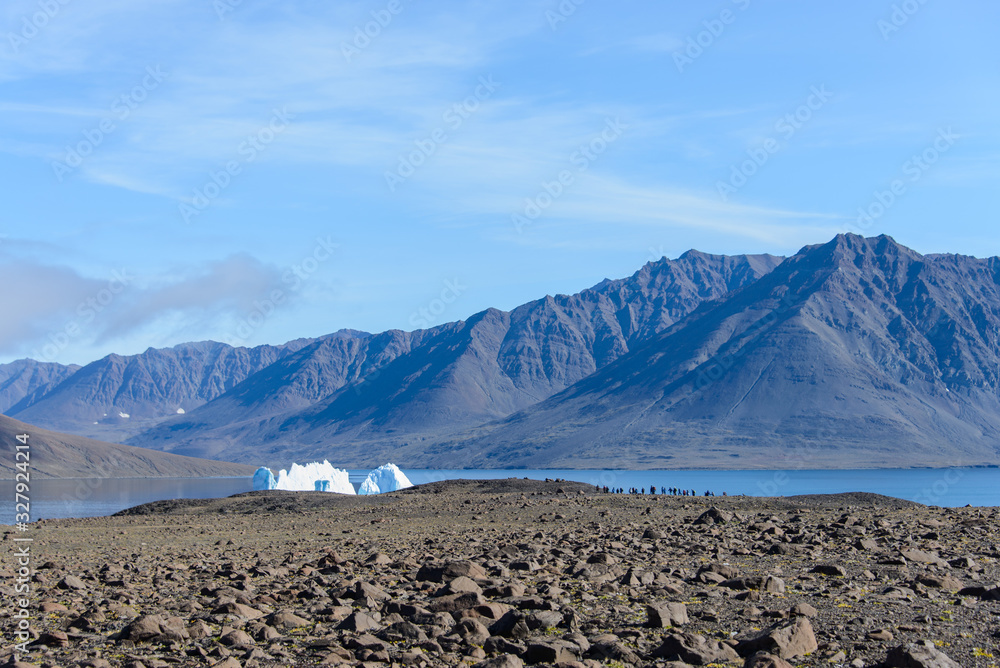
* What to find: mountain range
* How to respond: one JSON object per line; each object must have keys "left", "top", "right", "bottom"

{"left": 5, "top": 234, "right": 999, "bottom": 470}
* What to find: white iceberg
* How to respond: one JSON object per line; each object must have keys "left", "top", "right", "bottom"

{"left": 253, "top": 466, "right": 276, "bottom": 491}
{"left": 274, "top": 460, "right": 355, "bottom": 494}
{"left": 358, "top": 463, "right": 413, "bottom": 495}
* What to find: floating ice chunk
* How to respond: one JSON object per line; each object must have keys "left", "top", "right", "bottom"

{"left": 253, "top": 467, "right": 276, "bottom": 491}
{"left": 176, "top": 408, "right": 186, "bottom": 414}
{"left": 274, "top": 460, "right": 354, "bottom": 494}
{"left": 358, "top": 463, "right": 413, "bottom": 495}
{"left": 118, "top": 412, "right": 130, "bottom": 418}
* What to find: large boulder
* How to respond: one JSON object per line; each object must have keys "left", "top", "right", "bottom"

{"left": 524, "top": 639, "right": 581, "bottom": 664}
{"left": 694, "top": 507, "right": 734, "bottom": 525}
{"left": 885, "top": 641, "right": 962, "bottom": 668}
{"left": 653, "top": 632, "right": 741, "bottom": 665}
{"left": 646, "top": 602, "right": 689, "bottom": 628}
{"left": 736, "top": 618, "right": 817, "bottom": 659}
{"left": 123, "top": 614, "right": 190, "bottom": 643}
{"left": 427, "top": 591, "right": 486, "bottom": 612}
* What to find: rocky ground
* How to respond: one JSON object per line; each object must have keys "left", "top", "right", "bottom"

{"left": 2, "top": 478, "right": 999, "bottom": 668}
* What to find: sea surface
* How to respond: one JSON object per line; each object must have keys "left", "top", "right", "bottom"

{"left": 1, "top": 467, "right": 997, "bottom": 525}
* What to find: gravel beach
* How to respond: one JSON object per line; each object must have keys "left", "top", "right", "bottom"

{"left": 3, "top": 478, "right": 998, "bottom": 668}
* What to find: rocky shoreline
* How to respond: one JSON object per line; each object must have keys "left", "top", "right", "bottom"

{"left": 2, "top": 479, "right": 998, "bottom": 667}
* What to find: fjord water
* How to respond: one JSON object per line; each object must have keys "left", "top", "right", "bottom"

{"left": 2, "top": 468, "right": 997, "bottom": 524}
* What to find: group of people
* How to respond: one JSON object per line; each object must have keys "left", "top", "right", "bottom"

{"left": 596, "top": 485, "right": 724, "bottom": 497}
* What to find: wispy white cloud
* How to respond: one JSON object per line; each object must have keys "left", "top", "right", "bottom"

{"left": 2, "top": 0, "right": 849, "bottom": 251}
{"left": 2, "top": 3, "right": 553, "bottom": 196}
{"left": 0, "top": 262, "right": 108, "bottom": 355}
{"left": 484, "top": 172, "right": 844, "bottom": 249}
{"left": 0, "top": 253, "right": 291, "bottom": 360}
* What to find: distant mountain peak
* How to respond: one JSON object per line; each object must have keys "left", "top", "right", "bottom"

{"left": 678, "top": 248, "right": 711, "bottom": 260}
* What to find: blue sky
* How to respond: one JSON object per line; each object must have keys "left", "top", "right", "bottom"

{"left": 1, "top": 0, "right": 997, "bottom": 365}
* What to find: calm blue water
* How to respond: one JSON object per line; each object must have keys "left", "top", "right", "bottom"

{"left": 1, "top": 468, "right": 996, "bottom": 524}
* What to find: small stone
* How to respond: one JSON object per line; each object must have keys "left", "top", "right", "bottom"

{"left": 212, "top": 602, "right": 264, "bottom": 620}
{"left": 266, "top": 610, "right": 311, "bottom": 629}
{"left": 219, "top": 629, "right": 255, "bottom": 647}
{"left": 58, "top": 574, "right": 87, "bottom": 590}
{"left": 791, "top": 602, "right": 817, "bottom": 617}
{"left": 417, "top": 560, "right": 488, "bottom": 582}
{"left": 39, "top": 600, "right": 69, "bottom": 612}
{"left": 899, "top": 549, "right": 947, "bottom": 567}
{"left": 34, "top": 630, "right": 69, "bottom": 647}
{"left": 365, "top": 552, "right": 392, "bottom": 565}
{"left": 868, "top": 629, "right": 894, "bottom": 642}
{"left": 916, "top": 574, "right": 963, "bottom": 591}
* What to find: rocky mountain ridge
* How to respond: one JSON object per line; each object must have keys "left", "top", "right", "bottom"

{"left": 6, "top": 235, "right": 1000, "bottom": 469}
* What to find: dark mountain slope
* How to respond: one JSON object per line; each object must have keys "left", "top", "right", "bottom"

{"left": 436, "top": 234, "right": 1000, "bottom": 469}
{"left": 0, "top": 414, "right": 255, "bottom": 479}
{"left": 0, "top": 359, "right": 79, "bottom": 414}
{"left": 128, "top": 252, "right": 782, "bottom": 464}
